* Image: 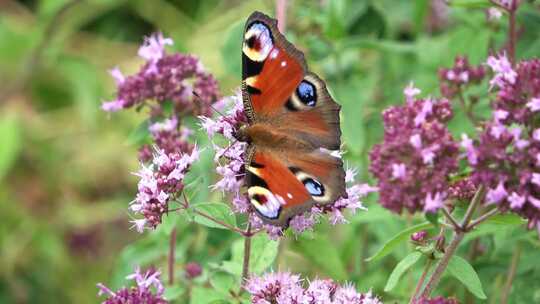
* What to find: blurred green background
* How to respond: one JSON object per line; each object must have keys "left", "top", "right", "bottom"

{"left": 1, "top": 0, "right": 540, "bottom": 303}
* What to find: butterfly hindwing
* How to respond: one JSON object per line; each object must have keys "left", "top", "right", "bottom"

{"left": 245, "top": 147, "right": 346, "bottom": 226}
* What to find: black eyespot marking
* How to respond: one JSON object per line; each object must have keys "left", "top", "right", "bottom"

{"left": 296, "top": 81, "right": 317, "bottom": 107}
{"left": 303, "top": 178, "right": 325, "bottom": 197}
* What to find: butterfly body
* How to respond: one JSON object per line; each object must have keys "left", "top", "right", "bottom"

{"left": 239, "top": 11, "right": 347, "bottom": 227}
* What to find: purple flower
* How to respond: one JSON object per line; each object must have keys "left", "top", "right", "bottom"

{"left": 404, "top": 82, "right": 421, "bottom": 103}
{"left": 460, "top": 134, "right": 478, "bottom": 165}
{"left": 526, "top": 97, "right": 540, "bottom": 112}
{"left": 448, "top": 178, "right": 477, "bottom": 201}
{"left": 424, "top": 192, "right": 446, "bottom": 213}
{"left": 487, "top": 7, "right": 503, "bottom": 20}
{"left": 369, "top": 93, "right": 459, "bottom": 214}
{"left": 486, "top": 53, "right": 517, "bottom": 89}
{"left": 130, "top": 146, "right": 200, "bottom": 231}
{"left": 469, "top": 58, "right": 540, "bottom": 227}
{"left": 185, "top": 262, "right": 202, "bottom": 279}
{"left": 97, "top": 267, "right": 167, "bottom": 304}
{"left": 486, "top": 182, "right": 508, "bottom": 205}
{"left": 138, "top": 33, "right": 173, "bottom": 63}
{"left": 491, "top": 0, "right": 520, "bottom": 11}
{"left": 509, "top": 192, "right": 526, "bottom": 209}
{"left": 245, "top": 272, "right": 382, "bottom": 304}
{"left": 411, "top": 230, "right": 428, "bottom": 242}
{"left": 439, "top": 56, "right": 485, "bottom": 98}
{"left": 392, "top": 163, "right": 407, "bottom": 179}
{"left": 102, "top": 33, "right": 219, "bottom": 117}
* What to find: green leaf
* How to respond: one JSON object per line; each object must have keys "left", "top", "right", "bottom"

{"left": 484, "top": 213, "right": 526, "bottom": 226}
{"left": 448, "top": 0, "right": 491, "bottom": 8}
{"left": 221, "top": 21, "right": 244, "bottom": 76}
{"left": 425, "top": 212, "right": 440, "bottom": 227}
{"left": 447, "top": 255, "right": 487, "bottom": 299}
{"left": 190, "top": 286, "right": 227, "bottom": 304}
{"left": 294, "top": 234, "right": 347, "bottom": 280}
{"left": 384, "top": 251, "right": 422, "bottom": 291}
{"left": 210, "top": 272, "right": 237, "bottom": 296}
{"left": 366, "top": 222, "right": 433, "bottom": 262}
{"left": 191, "top": 202, "right": 237, "bottom": 230}
{"left": 219, "top": 234, "right": 278, "bottom": 277}
{"left": 249, "top": 234, "right": 279, "bottom": 274}
{"left": 163, "top": 285, "right": 185, "bottom": 301}
{"left": 0, "top": 114, "right": 21, "bottom": 180}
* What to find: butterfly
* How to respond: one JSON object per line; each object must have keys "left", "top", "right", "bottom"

{"left": 235, "top": 11, "right": 347, "bottom": 227}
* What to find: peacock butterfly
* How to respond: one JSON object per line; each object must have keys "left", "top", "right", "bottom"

{"left": 235, "top": 11, "right": 347, "bottom": 227}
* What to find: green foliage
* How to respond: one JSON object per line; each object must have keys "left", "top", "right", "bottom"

{"left": 190, "top": 202, "right": 237, "bottom": 229}
{"left": 1, "top": 0, "right": 540, "bottom": 303}
{"left": 447, "top": 255, "right": 487, "bottom": 299}
{"left": 384, "top": 251, "right": 423, "bottom": 291}
{"left": 367, "top": 222, "right": 434, "bottom": 262}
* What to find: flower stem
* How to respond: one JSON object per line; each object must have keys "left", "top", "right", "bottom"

{"left": 442, "top": 207, "right": 461, "bottom": 230}
{"left": 179, "top": 192, "right": 246, "bottom": 235}
{"left": 168, "top": 227, "right": 177, "bottom": 285}
{"left": 420, "top": 230, "right": 465, "bottom": 298}
{"left": 467, "top": 207, "right": 499, "bottom": 230}
{"left": 461, "top": 185, "right": 486, "bottom": 228}
{"left": 410, "top": 257, "right": 434, "bottom": 303}
{"left": 241, "top": 222, "right": 253, "bottom": 290}
{"left": 420, "top": 186, "right": 486, "bottom": 298}
{"left": 500, "top": 244, "right": 521, "bottom": 304}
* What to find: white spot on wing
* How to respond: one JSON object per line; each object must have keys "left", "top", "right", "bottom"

{"left": 281, "top": 61, "right": 287, "bottom": 67}
{"left": 319, "top": 147, "right": 342, "bottom": 159}
{"left": 287, "top": 193, "right": 293, "bottom": 199}
{"left": 270, "top": 49, "right": 279, "bottom": 59}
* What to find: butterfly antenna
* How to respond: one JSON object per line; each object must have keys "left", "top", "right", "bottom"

{"left": 192, "top": 91, "right": 228, "bottom": 118}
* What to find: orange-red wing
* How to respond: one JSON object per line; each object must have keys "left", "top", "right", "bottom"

{"left": 248, "top": 150, "right": 311, "bottom": 207}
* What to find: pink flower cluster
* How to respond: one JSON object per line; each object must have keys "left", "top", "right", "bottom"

{"left": 139, "top": 116, "right": 194, "bottom": 162}
{"left": 467, "top": 55, "right": 540, "bottom": 229}
{"left": 438, "top": 55, "right": 485, "bottom": 98}
{"left": 102, "top": 33, "right": 219, "bottom": 117}
{"left": 130, "top": 146, "right": 200, "bottom": 232}
{"left": 369, "top": 84, "right": 459, "bottom": 214}
{"left": 97, "top": 267, "right": 167, "bottom": 304}
{"left": 245, "top": 272, "right": 382, "bottom": 304}
{"left": 201, "top": 93, "right": 375, "bottom": 237}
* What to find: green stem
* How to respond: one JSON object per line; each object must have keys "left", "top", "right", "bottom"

{"left": 419, "top": 186, "right": 486, "bottom": 298}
